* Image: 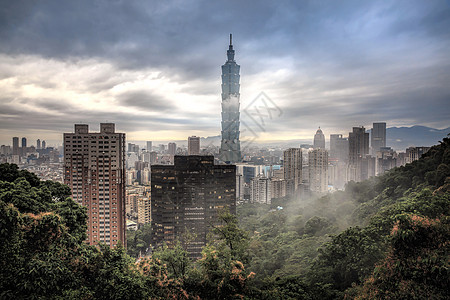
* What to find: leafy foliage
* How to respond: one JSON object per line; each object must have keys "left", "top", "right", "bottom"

{"left": 0, "top": 135, "right": 448, "bottom": 299}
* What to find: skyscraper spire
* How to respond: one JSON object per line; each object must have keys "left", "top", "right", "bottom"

{"left": 220, "top": 34, "right": 241, "bottom": 163}
{"left": 227, "top": 33, "right": 235, "bottom": 61}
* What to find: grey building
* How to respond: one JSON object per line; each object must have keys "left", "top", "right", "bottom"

{"left": 168, "top": 142, "right": 177, "bottom": 156}
{"left": 349, "top": 127, "right": 369, "bottom": 164}
{"left": 219, "top": 34, "right": 242, "bottom": 163}
{"left": 371, "top": 122, "right": 386, "bottom": 155}
{"left": 188, "top": 136, "right": 200, "bottom": 155}
{"left": 283, "top": 148, "right": 302, "bottom": 195}
{"left": 308, "top": 148, "right": 328, "bottom": 193}
{"left": 330, "top": 134, "right": 349, "bottom": 162}
{"left": 12, "top": 137, "right": 19, "bottom": 156}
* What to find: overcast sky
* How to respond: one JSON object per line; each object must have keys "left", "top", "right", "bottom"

{"left": 1, "top": 0, "right": 449, "bottom": 146}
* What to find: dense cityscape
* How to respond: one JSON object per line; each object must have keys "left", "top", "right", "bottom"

{"left": 0, "top": 37, "right": 441, "bottom": 257}
{"left": 1, "top": 1, "right": 449, "bottom": 299}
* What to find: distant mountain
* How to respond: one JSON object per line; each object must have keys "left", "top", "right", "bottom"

{"left": 384, "top": 126, "right": 449, "bottom": 151}
{"left": 131, "top": 126, "right": 449, "bottom": 151}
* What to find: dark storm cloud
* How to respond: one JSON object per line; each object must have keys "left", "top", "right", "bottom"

{"left": 117, "top": 90, "right": 173, "bottom": 111}
{"left": 0, "top": 0, "right": 449, "bottom": 142}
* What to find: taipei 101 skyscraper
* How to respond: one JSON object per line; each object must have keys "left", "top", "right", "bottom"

{"left": 219, "top": 34, "right": 242, "bottom": 163}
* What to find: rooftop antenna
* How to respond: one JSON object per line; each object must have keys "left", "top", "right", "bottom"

{"left": 230, "top": 33, "right": 232, "bottom": 46}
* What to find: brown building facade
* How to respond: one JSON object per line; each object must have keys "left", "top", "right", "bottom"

{"left": 64, "top": 123, "right": 126, "bottom": 247}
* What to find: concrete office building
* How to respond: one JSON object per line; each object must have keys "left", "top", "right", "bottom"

{"left": 12, "top": 137, "right": 19, "bottom": 156}
{"left": 371, "top": 122, "right": 386, "bottom": 155}
{"left": 188, "top": 136, "right": 200, "bottom": 155}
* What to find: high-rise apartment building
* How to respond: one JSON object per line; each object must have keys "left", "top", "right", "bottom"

{"left": 151, "top": 155, "right": 236, "bottom": 259}
{"left": 283, "top": 148, "right": 302, "bottom": 194}
{"left": 313, "top": 128, "right": 325, "bottom": 149}
{"left": 137, "top": 197, "right": 151, "bottom": 225}
{"left": 42, "top": 140, "right": 46, "bottom": 149}
{"left": 250, "top": 175, "right": 271, "bottom": 204}
{"left": 37, "top": 139, "right": 41, "bottom": 150}
{"left": 371, "top": 122, "right": 386, "bottom": 155}
{"left": 308, "top": 149, "right": 328, "bottom": 193}
{"left": 188, "top": 136, "right": 200, "bottom": 155}
{"left": 219, "top": 34, "right": 241, "bottom": 163}
{"left": 64, "top": 123, "right": 126, "bottom": 248}
{"left": 168, "top": 142, "right": 177, "bottom": 156}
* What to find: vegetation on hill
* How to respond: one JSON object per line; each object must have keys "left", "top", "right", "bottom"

{"left": 1, "top": 135, "right": 449, "bottom": 299}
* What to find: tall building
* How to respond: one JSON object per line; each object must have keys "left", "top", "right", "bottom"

{"left": 283, "top": 148, "right": 302, "bottom": 195}
{"left": 12, "top": 137, "right": 19, "bottom": 155}
{"left": 64, "top": 123, "right": 126, "bottom": 248}
{"left": 137, "top": 197, "right": 151, "bottom": 225}
{"left": 37, "top": 139, "right": 41, "bottom": 150}
{"left": 168, "top": 142, "right": 177, "bottom": 156}
{"left": 371, "top": 122, "right": 386, "bottom": 155}
{"left": 329, "top": 134, "right": 349, "bottom": 162}
{"left": 250, "top": 176, "right": 271, "bottom": 204}
{"left": 151, "top": 156, "right": 236, "bottom": 259}
{"left": 271, "top": 178, "right": 287, "bottom": 199}
{"left": 309, "top": 149, "right": 328, "bottom": 193}
{"left": 188, "top": 136, "right": 200, "bottom": 155}
{"left": 146, "top": 141, "right": 152, "bottom": 152}
{"left": 128, "top": 143, "right": 139, "bottom": 153}
{"left": 348, "top": 126, "right": 371, "bottom": 182}
{"left": 42, "top": 140, "right": 46, "bottom": 149}
{"left": 21, "top": 137, "right": 27, "bottom": 156}
{"left": 349, "top": 127, "right": 369, "bottom": 164}
{"left": 313, "top": 128, "right": 325, "bottom": 149}
{"left": 219, "top": 34, "right": 241, "bottom": 163}
{"left": 329, "top": 134, "right": 349, "bottom": 190}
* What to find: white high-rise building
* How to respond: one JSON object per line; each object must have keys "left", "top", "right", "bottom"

{"left": 283, "top": 148, "right": 302, "bottom": 195}
{"left": 308, "top": 148, "right": 328, "bottom": 193}
{"left": 313, "top": 128, "right": 325, "bottom": 149}
{"left": 250, "top": 175, "right": 271, "bottom": 204}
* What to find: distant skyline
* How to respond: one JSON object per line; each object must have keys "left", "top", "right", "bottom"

{"left": 1, "top": 1, "right": 449, "bottom": 145}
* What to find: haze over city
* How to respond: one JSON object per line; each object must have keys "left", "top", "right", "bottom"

{"left": 1, "top": 0, "right": 449, "bottom": 145}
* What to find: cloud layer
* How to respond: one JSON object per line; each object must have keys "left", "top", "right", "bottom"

{"left": 1, "top": 0, "right": 449, "bottom": 145}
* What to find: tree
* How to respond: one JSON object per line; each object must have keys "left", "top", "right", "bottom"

{"left": 353, "top": 215, "right": 450, "bottom": 299}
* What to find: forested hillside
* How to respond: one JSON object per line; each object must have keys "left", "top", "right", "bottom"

{"left": 1, "top": 135, "right": 449, "bottom": 299}
{"left": 238, "top": 135, "right": 450, "bottom": 298}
